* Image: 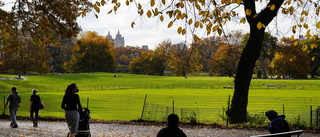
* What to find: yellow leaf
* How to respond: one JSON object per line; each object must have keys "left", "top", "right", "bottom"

{"left": 301, "top": 11, "right": 308, "bottom": 16}
{"left": 108, "top": 9, "right": 114, "bottom": 14}
{"left": 292, "top": 25, "right": 296, "bottom": 33}
{"left": 151, "top": 0, "right": 155, "bottom": 7}
{"left": 188, "top": 19, "right": 193, "bottom": 25}
{"left": 168, "top": 21, "right": 173, "bottom": 28}
{"left": 240, "top": 18, "right": 246, "bottom": 24}
{"left": 160, "top": 15, "right": 164, "bottom": 22}
{"left": 96, "top": 2, "right": 101, "bottom": 6}
{"left": 95, "top": 14, "right": 98, "bottom": 18}
{"left": 182, "top": 29, "right": 186, "bottom": 35}
{"left": 126, "top": 0, "right": 129, "bottom": 6}
{"left": 303, "top": 23, "right": 308, "bottom": 29}
{"left": 311, "top": 43, "right": 316, "bottom": 49}
{"left": 131, "top": 21, "right": 135, "bottom": 28}
{"left": 178, "top": 27, "right": 182, "bottom": 34}
{"left": 82, "top": 11, "right": 86, "bottom": 17}
{"left": 147, "top": 10, "right": 152, "bottom": 18}
{"left": 218, "top": 28, "right": 222, "bottom": 35}
{"left": 237, "top": 0, "right": 241, "bottom": 5}
{"left": 300, "top": 17, "right": 304, "bottom": 22}
{"left": 195, "top": 21, "right": 199, "bottom": 28}
{"left": 101, "top": 0, "right": 106, "bottom": 6}
{"left": 253, "top": 14, "right": 258, "bottom": 18}
{"left": 312, "top": 57, "right": 315, "bottom": 61}
{"left": 162, "top": 0, "right": 165, "bottom": 4}
{"left": 212, "top": 25, "right": 219, "bottom": 32}
{"left": 317, "top": 21, "right": 320, "bottom": 28}
{"left": 138, "top": 3, "right": 142, "bottom": 9}
{"left": 270, "top": 4, "right": 275, "bottom": 11}
{"left": 291, "top": 35, "right": 294, "bottom": 41}
{"left": 245, "top": 9, "right": 252, "bottom": 16}
{"left": 194, "top": 34, "right": 200, "bottom": 42}
{"left": 290, "top": 58, "right": 293, "bottom": 63}
{"left": 294, "top": 41, "right": 299, "bottom": 46}
{"left": 257, "top": 22, "right": 263, "bottom": 29}
{"left": 302, "top": 45, "right": 308, "bottom": 51}
{"left": 94, "top": 4, "right": 100, "bottom": 13}
{"left": 139, "top": 9, "right": 144, "bottom": 16}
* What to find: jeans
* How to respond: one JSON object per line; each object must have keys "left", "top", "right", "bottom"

{"left": 9, "top": 107, "right": 19, "bottom": 127}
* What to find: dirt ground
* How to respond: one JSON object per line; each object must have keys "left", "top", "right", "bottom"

{"left": 0, "top": 120, "right": 319, "bottom": 137}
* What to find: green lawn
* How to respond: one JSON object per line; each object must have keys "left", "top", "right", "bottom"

{"left": 0, "top": 73, "right": 319, "bottom": 125}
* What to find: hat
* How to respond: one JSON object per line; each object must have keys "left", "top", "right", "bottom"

{"left": 265, "top": 110, "right": 278, "bottom": 118}
{"left": 11, "top": 87, "right": 17, "bottom": 91}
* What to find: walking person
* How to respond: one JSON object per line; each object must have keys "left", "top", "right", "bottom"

{"left": 265, "top": 110, "right": 290, "bottom": 136}
{"left": 157, "top": 114, "right": 187, "bottom": 137}
{"left": 4, "top": 87, "right": 21, "bottom": 128}
{"left": 61, "top": 83, "right": 84, "bottom": 137}
{"left": 30, "top": 89, "right": 44, "bottom": 127}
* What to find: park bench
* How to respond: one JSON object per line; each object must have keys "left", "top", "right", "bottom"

{"left": 250, "top": 130, "right": 303, "bottom": 137}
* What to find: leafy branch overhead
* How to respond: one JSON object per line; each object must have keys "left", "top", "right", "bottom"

{"left": 90, "top": 0, "right": 320, "bottom": 43}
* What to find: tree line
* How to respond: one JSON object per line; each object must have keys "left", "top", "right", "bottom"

{"left": 0, "top": 31, "right": 318, "bottom": 78}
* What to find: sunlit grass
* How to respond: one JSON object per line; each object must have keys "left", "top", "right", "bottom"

{"left": 0, "top": 73, "right": 319, "bottom": 123}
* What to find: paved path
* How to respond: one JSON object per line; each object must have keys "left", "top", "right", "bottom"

{"left": 0, "top": 120, "right": 319, "bottom": 137}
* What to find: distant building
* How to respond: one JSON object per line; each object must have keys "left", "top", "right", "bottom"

{"left": 142, "top": 45, "right": 149, "bottom": 50}
{"left": 107, "top": 30, "right": 125, "bottom": 47}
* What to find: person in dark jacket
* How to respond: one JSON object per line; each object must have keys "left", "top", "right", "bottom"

{"left": 61, "top": 83, "right": 83, "bottom": 137}
{"left": 265, "top": 110, "right": 290, "bottom": 136}
{"left": 30, "top": 89, "right": 44, "bottom": 127}
{"left": 4, "top": 87, "right": 21, "bottom": 128}
{"left": 157, "top": 114, "right": 187, "bottom": 137}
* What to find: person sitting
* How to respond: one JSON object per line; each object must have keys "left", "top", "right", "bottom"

{"left": 265, "top": 110, "right": 290, "bottom": 136}
{"left": 157, "top": 114, "right": 187, "bottom": 137}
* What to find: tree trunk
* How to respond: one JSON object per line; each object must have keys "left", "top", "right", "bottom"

{"left": 227, "top": 28, "right": 265, "bottom": 123}
{"left": 226, "top": 0, "right": 285, "bottom": 123}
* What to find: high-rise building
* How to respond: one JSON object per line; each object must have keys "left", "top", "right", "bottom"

{"left": 107, "top": 30, "right": 125, "bottom": 47}
{"left": 142, "top": 45, "right": 149, "bottom": 51}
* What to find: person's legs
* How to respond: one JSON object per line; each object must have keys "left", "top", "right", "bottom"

{"left": 9, "top": 108, "right": 18, "bottom": 128}
{"left": 30, "top": 110, "right": 35, "bottom": 126}
{"left": 65, "top": 110, "right": 80, "bottom": 136}
{"left": 34, "top": 110, "right": 39, "bottom": 127}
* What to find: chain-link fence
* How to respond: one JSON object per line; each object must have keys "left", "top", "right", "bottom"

{"left": 1, "top": 83, "right": 320, "bottom": 93}
{"left": 1, "top": 93, "right": 320, "bottom": 127}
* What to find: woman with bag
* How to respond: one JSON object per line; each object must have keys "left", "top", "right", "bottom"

{"left": 30, "top": 89, "right": 44, "bottom": 127}
{"left": 61, "top": 83, "right": 84, "bottom": 137}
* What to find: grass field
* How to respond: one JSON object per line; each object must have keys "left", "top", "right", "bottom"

{"left": 0, "top": 73, "right": 320, "bottom": 125}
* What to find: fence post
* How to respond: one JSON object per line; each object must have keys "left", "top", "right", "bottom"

{"left": 140, "top": 94, "right": 148, "bottom": 120}
{"left": 310, "top": 106, "right": 312, "bottom": 127}
{"left": 317, "top": 107, "right": 319, "bottom": 126}
{"left": 87, "top": 97, "right": 89, "bottom": 108}
{"left": 227, "top": 95, "right": 230, "bottom": 127}
{"left": 173, "top": 100, "right": 175, "bottom": 114}
{"left": 282, "top": 104, "right": 285, "bottom": 115}
{"left": 3, "top": 96, "right": 5, "bottom": 115}
{"left": 181, "top": 108, "right": 183, "bottom": 121}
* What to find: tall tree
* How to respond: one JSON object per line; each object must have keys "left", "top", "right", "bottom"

{"left": 210, "top": 44, "right": 241, "bottom": 76}
{"left": 1, "top": 36, "right": 50, "bottom": 73}
{"left": 71, "top": 31, "right": 117, "bottom": 72}
{"left": 300, "top": 39, "right": 320, "bottom": 78}
{"left": 1, "top": 0, "right": 92, "bottom": 47}
{"left": 270, "top": 39, "right": 309, "bottom": 78}
{"left": 241, "top": 32, "right": 278, "bottom": 78}
{"left": 170, "top": 43, "right": 201, "bottom": 76}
